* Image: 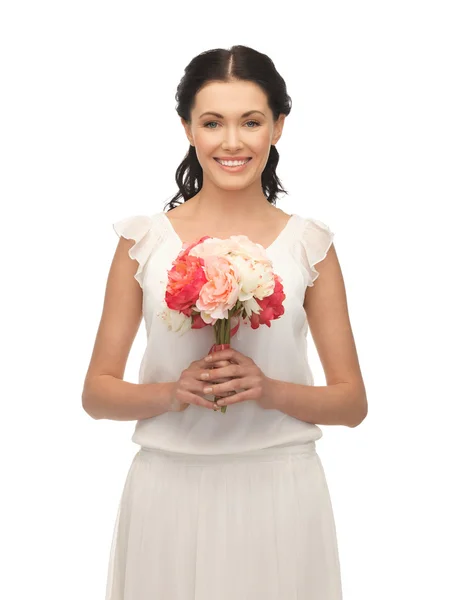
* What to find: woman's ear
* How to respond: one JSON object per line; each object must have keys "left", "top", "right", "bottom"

{"left": 272, "top": 113, "right": 286, "bottom": 146}
{"left": 181, "top": 117, "right": 194, "bottom": 146}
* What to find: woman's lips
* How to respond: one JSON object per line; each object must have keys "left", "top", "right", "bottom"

{"left": 213, "top": 158, "right": 252, "bottom": 173}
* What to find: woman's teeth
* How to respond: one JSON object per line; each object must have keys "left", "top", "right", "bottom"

{"left": 215, "top": 158, "right": 251, "bottom": 166}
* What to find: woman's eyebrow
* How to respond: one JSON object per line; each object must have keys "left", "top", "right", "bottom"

{"left": 198, "top": 110, "right": 266, "bottom": 119}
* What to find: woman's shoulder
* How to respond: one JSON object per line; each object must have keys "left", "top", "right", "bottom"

{"left": 112, "top": 210, "right": 168, "bottom": 288}
{"left": 294, "top": 212, "right": 334, "bottom": 236}
{"left": 293, "top": 212, "right": 335, "bottom": 287}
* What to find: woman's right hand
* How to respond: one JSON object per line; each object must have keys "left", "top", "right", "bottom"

{"left": 167, "top": 357, "right": 233, "bottom": 412}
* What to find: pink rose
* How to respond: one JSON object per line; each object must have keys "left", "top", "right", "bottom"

{"left": 196, "top": 255, "right": 240, "bottom": 323}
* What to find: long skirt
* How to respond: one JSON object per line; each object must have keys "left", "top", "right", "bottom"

{"left": 104, "top": 440, "right": 343, "bottom": 600}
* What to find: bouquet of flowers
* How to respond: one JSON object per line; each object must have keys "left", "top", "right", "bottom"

{"left": 160, "top": 233, "right": 286, "bottom": 412}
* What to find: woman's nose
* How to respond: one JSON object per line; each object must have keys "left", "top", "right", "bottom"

{"left": 222, "top": 128, "right": 244, "bottom": 149}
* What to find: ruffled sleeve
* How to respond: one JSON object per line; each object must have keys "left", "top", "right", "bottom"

{"left": 113, "top": 214, "right": 160, "bottom": 288}
{"left": 299, "top": 216, "right": 335, "bottom": 287}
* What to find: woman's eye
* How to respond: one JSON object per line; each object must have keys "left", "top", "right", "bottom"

{"left": 203, "top": 120, "right": 261, "bottom": 129}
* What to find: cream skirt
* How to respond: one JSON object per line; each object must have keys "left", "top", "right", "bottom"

{"left": 104, "top": 441, "right": 343, "bottom": 600}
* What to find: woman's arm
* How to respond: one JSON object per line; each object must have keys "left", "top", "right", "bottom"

{"left": 265, "top": 380, "right": 366, "bottom": 427}
{"left": 82, "top": 236, "right": 173, "bottom": 421}
{"left": 82, "top": 376, "right": 174, "bottom": 421}
{"left": 269, "top": 244, "right": 367, "bottom": 427}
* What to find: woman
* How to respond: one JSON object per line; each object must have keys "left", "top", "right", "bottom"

{"left": 83, "top": 44, "right": 367, "bottom": 600}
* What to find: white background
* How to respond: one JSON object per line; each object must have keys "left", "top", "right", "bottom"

{"left": 1, "top": 1, "right": 468, "bottom": 598}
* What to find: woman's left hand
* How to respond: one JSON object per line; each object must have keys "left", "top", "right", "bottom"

{"left": 201, "top": 347, "right": 276, "bottom": 409}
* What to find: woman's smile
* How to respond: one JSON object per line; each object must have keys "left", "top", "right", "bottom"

{"left": 213, "top": 157, "right": 252, "bottom": 173}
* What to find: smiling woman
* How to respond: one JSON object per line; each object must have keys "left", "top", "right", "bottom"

{"left": 90, "top": 44, "right": 354, "bottom": 600}
{"left": 173, "top": 77, "right": 287, "bottom": 199}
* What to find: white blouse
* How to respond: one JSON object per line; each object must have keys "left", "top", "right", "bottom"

{"left": 112, "top": 209, "right": 335, "bottom": 455}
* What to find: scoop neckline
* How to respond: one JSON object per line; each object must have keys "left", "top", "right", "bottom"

{"left": 160, "top": 211, "right": 298, "bottom": 253}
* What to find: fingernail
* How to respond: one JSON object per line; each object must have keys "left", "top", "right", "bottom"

{"left": 205, "top": 356, "right": 213, "bottom": 362}
{"left": 203, "top": 387, "right": 213, "bottom": 393}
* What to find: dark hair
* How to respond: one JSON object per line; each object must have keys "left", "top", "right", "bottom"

{"left": 163, "top": 45, "right": 292, "bottom": 212}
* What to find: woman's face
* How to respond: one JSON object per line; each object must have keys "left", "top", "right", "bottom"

{"left": 182, "top": 80, "right": 285, "bottom": 191}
